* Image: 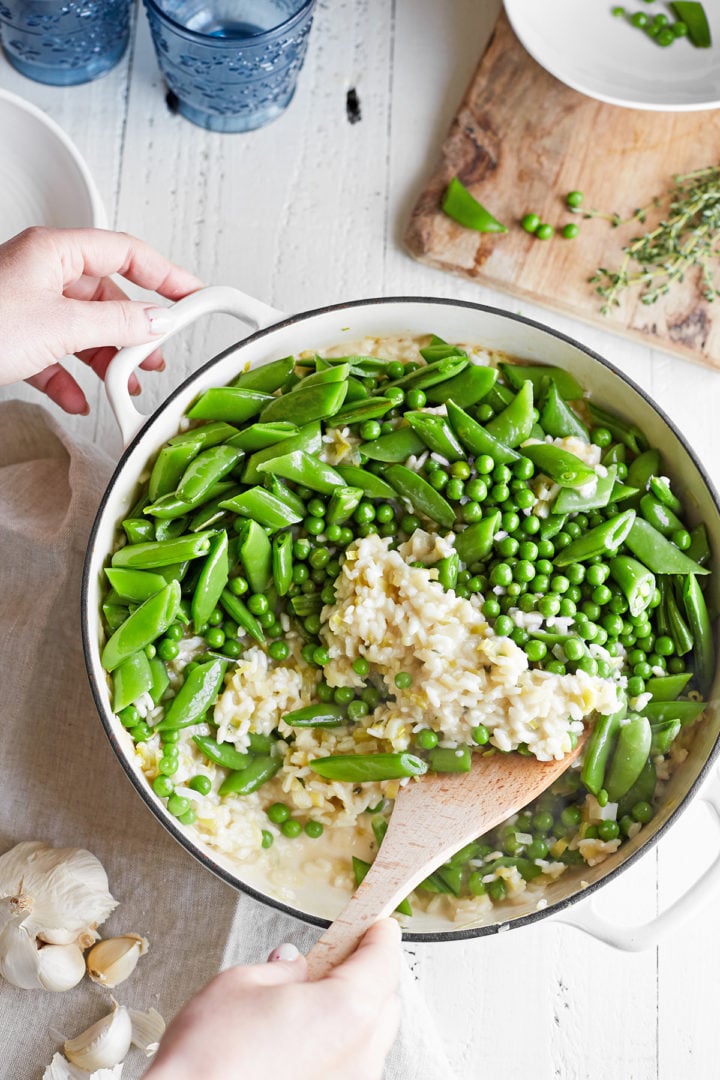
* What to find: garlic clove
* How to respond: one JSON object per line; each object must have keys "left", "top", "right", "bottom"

{"left": 0, "top": 904, "right": 41, "bottom": 989}
{"left": 0, "top": 841, "right": 117, "bottom": 945}
{"left": 86, "top": 933, "right": 149, "bottom": 989}
{"left": 37, "top": 943, "right": 87, "bottom": 992}
{"left": 64, "top": 1002, "right": 132, "bottom": 1071}
{"left": 129, "top": 1007, "right": 166, "bottom": 1056}
{"left": 44, "top": 1053, "right": 123, "bottom": 1079}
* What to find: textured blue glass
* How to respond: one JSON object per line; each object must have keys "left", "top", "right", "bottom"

{"left": 0, "top": 0, "right": 132, "bottom": 86}
{"left": 143, "top": 0, "right": 316, "bottom": 133}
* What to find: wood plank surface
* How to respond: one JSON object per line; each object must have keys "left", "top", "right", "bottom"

{"left": 405, "top": 10, "right": 720, "bottom": 371}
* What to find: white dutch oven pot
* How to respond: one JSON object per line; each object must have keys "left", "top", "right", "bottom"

{"left": 82, "top": 286, "right": 720, "bottom": 950}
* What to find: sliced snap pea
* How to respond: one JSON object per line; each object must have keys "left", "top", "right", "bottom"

{"left": 248, "top": 732, "right": 276, "bottom": 755}
{"left": 486, "top": 380, "right": 535, "bottom": 447}
{"left": 351, "top": 857, "right": 412, "bottom": 916}
{"left": 335, "top": 465, "right": 397, "bottom": 500}
{"left": 625, "top": 518, "right": 709, "bottom": 576}
{"left": 232, "top": 354, "right": 295, "bottom": 393}
{"left": 226, "top": 421, "right": 298, "bottom": 452}
{"left": 554, "top": 510, "right": 636, "bottom": 565}
{"left": 327, "top": 486, "right": 363, "bottom": 525}
{"left": 290, "top": 362, "right": 350, "bottom": 391}
{"left": 221, "top": 487, "right": 303, "bottom": 531}
{"left": 385, "top": 354, "right": 468, "bottom": 391}
{"left": 626, "top": 448, "right": 662, "bottom": 497}
{"left": 553, "top": 466, "right": 617, "bottom": 515}
{"left": 588, "top": 403, "right": 648, "bottom": 456}
{"left": 272, "top": 531, "right": 293, "bottom": 597}
{"left": 610, "top": 481, "right": 640, "bottom": 504}
{"left": 425, "top": 362, "right": 497, "bottom": 407}
{"left": 219, "top": 755, "right": 281, "bottom": 796}
{"left": 101, "top": 581, "right": 182, "bottom": 672}
{"left": 650, "top": 719, "right": 682, "bottom": 756}
{"left": 290, "top": 593, "right": 323, "bottom": 616}
{"left": 344, "top": 376, "right": 370, "bottom": 402}
{"left": 682, "top": 574, "right": 714, "bottom": 695}
{"left": 104, "top": 568, "right": 168, "bottom": 604}
{"left": 436, "top": 552, "right": 459, "bottom": 591}
{"left": 122, "top": 518, "right": 155, "bottom": 545}
{"left": 359, "top": 427, "right": 426, "bottom": 463}
{"left": 148, "top": 655, "right": 170, "bottom": 705}
{"left": 103, "top": 602, "right": 128, "bottom": 631}
{"left": 265, "top": 475, "right": 307, "bottom": 518}
{"left": 191, "top": 530, "right": 229, "bottom": 632}
{"left": 192, "top": 733, "right": 251, "bottom": 771}
{"left": 605, "top": 714, "right": 652, "bottom": 802}
{"left": 499, "top": 362, "right": 583, "bottom": 400}
{"left": 187, "top": 387, "right": 272, "bottom": 424}
{"left": 332, "top": 397, "right": 395, "bottom": 426}
{"left": 112, "top": 650, "right": 153, "bottom": 713}
{"left": 177, "top": 445, "right": 244, "bottom": 503}
{"left": 168, "top": 421, "right": 239, "bottom": 449}
{"left": 453, "top": 511, "right": 501, "bottom": 564}
{"left": 111, "top": 531, "right": 215, "bottom": 569}
{"left": 157, "top": 657, "right": 227, "bottom": 730}
{"left": 641, "top": 700, "right": 706, "bottom": 725}
{"left": 540, "top": 380, "right": 589, "bottom": 441}
{"left": 282, "top": 704, "right": 347, "bottom": 727}
{"left": 609, "top": 555, "right": 656, "bottom": 617}
{"left": 419, "top": 336, "right": 466, "bottom": 363}
{"left": 260, "top": 380, "right": 348, "bottom": 425}
{"left": 645, "top": 673, "right": 692, "bottom": 701}
{"left": 686, "top": 523, "right": 711, "bottom": 567}
{"left": 155, "top": 516, "right": 189, "bottom": 542}
{"left": 309, "top": 752, "right": 428, "bottom": 782}
{"left": 648, "top": 475, "right": 683, "bottom": 515}
{"left": 617, "top": 756, "right": 656, "bottom": 818}
{"left": 144, "top": 480, "right": 236, "bottom": 520}
{"left": 220, "top": 589, "right": 265, "bottom": 643}
{"left": 602, "top": 442, "right": 626, "bottom": 468}
{"left": 188, "top": 489, "right": 237, "bottom": 533}
{"left": 236, "top": 519, "right": 272, "bottom": 594}
{"left": 581, "top": 704, "right": 626, "bottom": 796}
{"left": 427, "top": 745, "right": 472, "bottom": 773}
{"left": 639, "top": 493, "right": 684, "bottom": 538}
{"left": 404, "top": 412, "right": 466, "bottom": 462}
{"left": 539, "top": 513, "right": 567, "bottom": 541}
{"left": 257, "top": 450, "right": 345, "bottom": 495}
{"left": 384, "top": 464, "right": 455, "bottom": 530}
{"left": 149, "top": 439, "right": 203, "bottom": 502}
{"left": 445, "top": 400, "right": 519, "bottom": 464}
{"left": 441, "top": 177, "right": 507, "bottom": 233}
{"left": 520, "top": 443, "right": 596, "bottom": 488}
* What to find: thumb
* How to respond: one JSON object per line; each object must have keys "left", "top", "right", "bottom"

{"left": 59, "top": 296, "right": 170, "bottom": 354}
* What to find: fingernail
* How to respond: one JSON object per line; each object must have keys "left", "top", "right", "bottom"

{"left": 130, "top": 382, "right": 142, "bottom": 397}
{"left": 146, "top": 306, "right": 174, "bottom": 334}
{"left": 268, "top": 943, "right": 301, "bottom": 963}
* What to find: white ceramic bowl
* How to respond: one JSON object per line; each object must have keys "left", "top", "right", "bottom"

{"left": 0, "top": 88, "right": 105, "bottom": 243}
{"left": 504, "top": 0, "right": 720, "bottom": 111}
{"left": 82, "top": 288, "right": 720, "bottom": 945}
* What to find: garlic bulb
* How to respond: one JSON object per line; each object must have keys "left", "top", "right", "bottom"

{"left": 64, "top": 1001, "right": 132, "bottom": 1071}
{"left": 44, "top": 1053, "right": 123, "bottom": 1079}
{"left": 87, "top": 933, "right": 149, "bottom": 989}
{"left": 0, "top": 841, "right": 117, "bottom": 946}
{"left": 129, "top": 1007, "right": 166, "bottom": 1056}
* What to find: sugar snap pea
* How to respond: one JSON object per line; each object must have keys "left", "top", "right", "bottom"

{"left": 625, "top": 518, "right": 709, "bottom": 575}
{"left": 149, "top": 423, "right": 238, "bottom": 501}
{"left": 332, "top": 397, "right": 394, "bottom": 426}
{"left": 445, "top": 400, "right": 519, "bottom": 464}
{"left": 687, "top": 523, "right": 711, "bottom": 567}
{"left": 220, "top": 589, "right": 265, "bottom": 643}
{"left": 157, "top": 657, "right": 227, "bottom": 730}
{"left": 102, "top": 581, "right": 182, "bottom": 671}
{"left": 641, "top": 700, "right": 706, "bottom": 725}
{"left": 351, "top": 856, "right": 412, "bottom": 915}
{"left": 617, "top": 756, "right": 656, "bottom": 818}
{"left": 257, "top": 450, "right": 345, "bottom": 495}
{"left": 289, "top": 362, "right": 350, "bottom": 391}
{"left": 436, "top": 552, "right": 459, "bottom": 591}
{"left": 453, "top": 511, "right": 501, "bottom": 564}
{"left": 155, "top": 516, "right": 190, "bottom": 541}
{"left": 335, "top": 465, "right": 397, "bottom": 499}
{"left": 425, "top": 361, "right": 497, "bottom": 407}
{"left": 104, "top": 568, "right": 168, "bottom": 604}
{"left": 639, "top": 494, "right": 684, "bottom": 537}
{"left": 221, "top": 487, "right": 303, "bottom": 531}
{"left": 327, "top": 486, "right": 363, "bottom": 525}
{"left": 486, "top": 380, "right": 535, "bottom": 447}
{"left": 272, "top": 531, "right": 293, "bottom": 597}
{"left": 645, "top": 673, "right": 692, "bottom": 701}
{"left": 177, "top": 445, "right": 244, "bottom": 503}
{"left": 310, "top": 752, "right": 427, "bottom": 782}
{"left": 232, "top": 354, "right": 294, "bottom": 393}
{"left": 499, "top": 362, "right": 583, "bottom": 400}
{"left": 103, "top": 602, "right": 128, "bottom": 631}
{"left": 123, "top": 518, "right": 155, "bottom": 544}
{"left": 625, "top": 449, "right": 661, "bottom": 497}
{"left": 648, "top": 475, "right": 682, "bottom": 515}
{"left": 219, "top": 755, "right": 281, "bottom": 796}
{"left": 553, "top": 466, "right": 617, "bottom": 515}
{"left": 282, "top": 704, "right": 347, "bottom": 727}
{"left": 359, "top": 427, "right": 426, "bottom": 463}
{"left": 419, "top": 336, "right": 466, "bottom": 363}
{"left": 605, "top": 714, "right": 652, "bottom": 802}
{"left": 540, "top": 380, "right": 589, "bottom": 440}
{"left": 226, "top": 421, "right": 298, "bottom": 452}
{"left": 192, "top": 734, "right": 251, "bottom": 771}
{"left": 520, "top": 443, "right": 595, "bottom": 488}
{"left": 148, "top": 655, "right": 170, "bottom": 705}
{"left": 260, "top": 380, "right": 348, "bottom": 425}
{"left": 682, "top": 574, "right": 714, "bottom": 694}
{"left": 427, "top": 745, "right": 472, "bottom": 773}
{"left": 144, "top": 480, "right": 236, "bottom": 520}
{"left": 111, "top": 531, "right": 215, "bottom": 569}
{"left": 191, "top": 530, "right": 229, "bottom": 632}
{"left": 187, "top": 387, "right": 272, "bottom": 424}
{"left": 384, "top": 464, "right": 455, "bottom": 529}
{"left": 290, "top": 593, "right": 323, "bottom": 616}
{"left": 581, "top": 703, "right": 626, "bottom": 796}
{"left": 265, "top": 476, "right": 307, "bottom": 519}
{"left": 650, "top": 718, "right": 682, "bottom": 756}
{"left": 609, "top": 555, "right": 656, "bottom": 617}
{"left": 554, "top": 510, "right": 636, "bottom": 565}
{"left": 236, "top": 519, "right": 272, "bottom": 593}
{"left": 112, "top": 650, "right": 153, "bottom": 712}
{"left": 588, "top": 403, "right": 648, "bottom": 456}
{"left": 385, "top": 354, "right": 468, "bottom": 391}
{"left": 404, "top": 412, "right": 466, "bottom": 461}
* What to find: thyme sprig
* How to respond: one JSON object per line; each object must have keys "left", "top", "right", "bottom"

{"left": 586, "top": 166, "right": 720, "bottom": 314}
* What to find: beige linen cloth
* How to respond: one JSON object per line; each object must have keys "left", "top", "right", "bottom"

{"left": 0, "top": 400, "right": 457, "bottom": 1080}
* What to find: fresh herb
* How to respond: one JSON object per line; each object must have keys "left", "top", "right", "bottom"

{"left": 441, "top": 177, "right": 507, "bottom": 234}
{"left": 589, "top": 165, "right": 720, "bottom": 313}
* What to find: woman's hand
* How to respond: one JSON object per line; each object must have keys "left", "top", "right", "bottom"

{"left": 144, "top": 919, "right": 402, "bottom": 1080}
{"left": 0, "top": 226, "right": 203, "bottom": 414}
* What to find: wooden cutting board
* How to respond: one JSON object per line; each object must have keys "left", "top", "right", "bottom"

{"left": 405, "top": 11, "right": 720, "bottom": 370}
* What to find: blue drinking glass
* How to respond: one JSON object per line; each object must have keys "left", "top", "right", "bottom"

{"left": 0, "top": 0, "right": 133, "bottom": 86}
{"left": 142, "top": 0, "right": 317, "bottom": 133}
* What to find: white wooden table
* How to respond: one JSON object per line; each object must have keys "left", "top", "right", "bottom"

{"left": 2, "top": 2, "right": 720, "bottom": 1076}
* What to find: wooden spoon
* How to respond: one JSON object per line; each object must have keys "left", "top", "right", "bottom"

{"left": 305, "top": 735, "right": 586, "bottom": 980}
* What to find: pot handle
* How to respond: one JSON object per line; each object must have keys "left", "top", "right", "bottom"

{"left": 105, "top": 285, "right": 286, "bottom": 446}
{"left": 553, "top": 771, "right": 720, "bottom": 951}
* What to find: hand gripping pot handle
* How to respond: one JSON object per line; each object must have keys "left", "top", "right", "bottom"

{"left": 554, "top": 769, "right": 720, "bottom": 951}
{"left": 105, "top": 285, "right": 286, "bottom": 446}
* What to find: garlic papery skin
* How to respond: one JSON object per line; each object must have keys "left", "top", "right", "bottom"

{"left": 129, "top": 1007, "right": 166, "bottom": 1056}
{"left": 64, "top": 1002, "right": 132, "bottom": 1071}
{"left": 0, "top": 911, "right": 41, "bottom": 989}
{"left": 0, "top": 841, "right": 117, "bottom": 946}
{"left": 87, "top": 933, "right": 149, "bottom": 989}
{"left": 37, "top": 943, "right": 87, "bottom": 992}
{"left": 44, "top": 1053, "right": 123, "bottom": 1079}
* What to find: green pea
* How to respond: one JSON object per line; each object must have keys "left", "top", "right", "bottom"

{"left": 269, "top": 640, "right": 290, "bottom": 661}
{"left": 472, "top": 724, "right": 490, "bottom": 745}
{"left": 562, "top": 223, "right": 579, "bottom": 240}
{"left": 157, "top": 638, "right": 179, "bottom": 661}
{"left": 525, "top": 640, "right": 547, "bottom": 663}
{"left": 598, "top": 820, "right": 620, "bottom": 841}
{"left": 394, "top": 671, "right": 413, "bottom": 689}
{"left": 167, "top": 794, "right": 191, "bottom": 818}
{"left": 267, "top": 802, "right": 290, "bottom": 824}
{"left": 347, "top": 699, "right": 370, "bottom": 721}
{"left": 487, "top": 878, "right": 507, "bottom": 902}
{"left": 305, "top": 820, "right": 324, "bottom": 838}
{"left": 261, "top": 830, "right": 274, "bottom": 849}
{"left": 152, "top": 775, "right": 174, "bottom": 798}
{"left": 494, "top": 614, "right": 514, "bottom": 637}
{"left": 417, "top": 729, "right": 439, "bottom": 749}
{"left": 522, "top": 212, "right": 540, "bottom": 233}
{"left": 334, "top": 686, "right": 355, "bottom": 705}
{"left": 282, "top": 819, "right": 303, "bottom": 838}
{"left": 632, "top": 801, "right": 653, "bottom": 824}
{"left": 188, "top": 774, "right": 212, "bottom": 795}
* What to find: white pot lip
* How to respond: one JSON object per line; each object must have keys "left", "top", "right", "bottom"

{"left": 81, "top": 294, "right": 720, "bottom": 941}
